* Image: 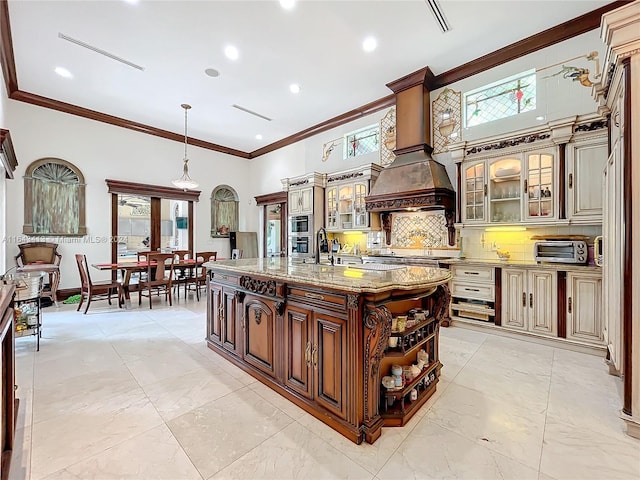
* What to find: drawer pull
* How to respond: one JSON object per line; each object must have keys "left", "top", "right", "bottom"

{"left": 464, "top": 288, "right": 480, "bottom": 292}
{"left": 220, "top": 275, "right": 228, "bottom": 281}
{"left": 305, "top": 292, "right": 325, "bottom": 301}
{"left": 464, "top": 271, "right": 480, "bottom": 275}
{"left": 312, "top": 344, "right": 318, "bottom": 369}
{"left": 305, "top": 342, "right": 311, "bottom": 367}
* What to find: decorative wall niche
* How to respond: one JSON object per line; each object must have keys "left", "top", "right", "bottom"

{"left": 23, "top": 158, "right": 86, "bottom": 236}
{"left": 211, "top": 185, "right": 239, "bottom": 237}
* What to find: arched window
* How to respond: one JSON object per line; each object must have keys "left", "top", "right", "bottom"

{"left": 23, "top": 158, "right": 86, "bottom": 236}
{"left": 211, "top": 185, "right": 239, "bottom": 237}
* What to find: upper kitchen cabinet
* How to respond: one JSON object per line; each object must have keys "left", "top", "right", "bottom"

{"left": 451, "top": 115, "right": 607, "bottom": 227}
{"left": 325, "top": 163, "right": 382, "bottom": 231}
{"left": 281, "top": 172, "right": 325, "bottom": 218}
{"left": 566, "top": 123, "right": 608, "bottom": 224}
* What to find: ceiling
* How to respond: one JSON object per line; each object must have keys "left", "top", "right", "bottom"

{"left": 5, "top": 0, "right": 613, "bottom": 156}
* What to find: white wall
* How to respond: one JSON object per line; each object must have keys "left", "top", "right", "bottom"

{"left": 4, "top": 100, "right": 251, "bottom": 288}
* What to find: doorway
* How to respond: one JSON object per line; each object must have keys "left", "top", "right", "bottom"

{"left": 255, "top": 191, "right": 287, "bottom": 258}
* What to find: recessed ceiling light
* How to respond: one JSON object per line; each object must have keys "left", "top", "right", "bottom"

{"left": 256, "top": 134, "right": 263, "bottom": 140}
{"left": 279, "top": 0, "right": 296, "bottom": 10}
{"left": 224, "top": 45, "right": 239, "bottom": 61}
{"left": 536, "top": 115, "right": 545, "bottom": 121}
{"left": 204, "top": 68, "right": 220, "bottom": 78}
{"left": 289, "top": 83, "right": 301, "bottom": 94}
{"left": 362, "top": 36, "right": 377, "bottom": 52}
{"left": 54, "top": 66, "right": 73, "bottom": 78}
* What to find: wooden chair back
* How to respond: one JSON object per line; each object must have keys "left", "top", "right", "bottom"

{"left": 145, "top": 252, "right": 174, "bottom": 283}
{"left": 16, "top": 242, "right": 62, "bottom": 267}
{"left": 195, "top": 251, "right": 217, "bottom": 280}
{"left": 74, "top": 254, "right": 92, "bottom": 290}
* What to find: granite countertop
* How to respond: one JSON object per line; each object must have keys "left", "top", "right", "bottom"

{"left": 440, "top": 257, "right": 602, "bottom": 272}
{"left": 205, "top": 258, "right": 452, "bottom": 294}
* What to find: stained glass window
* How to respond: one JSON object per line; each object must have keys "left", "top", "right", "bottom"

{"left": 344, "top": 125, "right": 379, "bottom": 159}
{"left": 464, "top": 70, "right": 536, "bottom": 128}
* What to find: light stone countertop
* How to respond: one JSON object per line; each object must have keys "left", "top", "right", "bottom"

{"left": 440, "top": 257, "right": 602, "bottom": 273}
{"left": 205, "top": 257, "right": 452, "bottom": 294}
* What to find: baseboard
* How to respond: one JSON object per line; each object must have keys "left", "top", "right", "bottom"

{"left": 451, "top": 316, "right": 607, "bottom": 356}
{"left": 620, "top": 412, "right": 640, "bottom": 440}
{"left": 56, "top": 288, "right": 80, "bottom": 301}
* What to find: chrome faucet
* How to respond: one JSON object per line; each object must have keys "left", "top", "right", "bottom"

{"left": 315, "top": 227, "right": 328, "bottom": 264}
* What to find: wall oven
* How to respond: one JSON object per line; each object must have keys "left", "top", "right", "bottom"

{"left": 289, "top": 215, "right": 312, "bottom": 235}
{"left": 289, "top": 235, "right": 311, "bottom": 257}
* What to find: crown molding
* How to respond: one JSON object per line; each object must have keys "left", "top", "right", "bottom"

{"left": 0, "top": 0, "right": 628, "bottom": 160}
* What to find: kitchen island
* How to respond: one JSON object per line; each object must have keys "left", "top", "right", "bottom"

{"left": 205, "top": 257, "right": 451, "bottom": 444}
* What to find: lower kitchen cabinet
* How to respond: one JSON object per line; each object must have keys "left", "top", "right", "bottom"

{"left": 566, "top": 272, "right": 603, "bottom": 344}
{"left": 207, "top": 282, "right": 240, "bottom": 355}
{"left": 502, "top": 268, "right": 557, "bottom": 337}
{"left": 242, "top": 294, "right": 277, "bottom": 378}
{"left": 285, "top": 303, "right": 347, "bottom": 420}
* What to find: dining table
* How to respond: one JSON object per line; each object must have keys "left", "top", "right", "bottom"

{"left": 92, "top": 258, "right": 202, "bottom": 308}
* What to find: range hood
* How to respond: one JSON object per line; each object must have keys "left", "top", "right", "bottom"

{"left": 365, "top": 67, "right": 456, "bottom": 244}
{"left": 366, "top": 67, "right": 455, "bottom": 212}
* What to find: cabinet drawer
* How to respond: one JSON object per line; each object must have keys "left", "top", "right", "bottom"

{"left": 211, "top": 271, "right": 239, "bottom": 286}
{"left": 451, "top": 265, "right": 494, "bottom": 282}
{"left": 451, "top": 281, "right": 494, "bottom": 301}
{"left": 288, "top": 286, "right": 346, "bottom": 311}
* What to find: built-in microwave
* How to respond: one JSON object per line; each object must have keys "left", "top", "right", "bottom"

{"left": 289, "top": 235, "right": 311, "bottom": 257}
{"left": 289, "top": 215, "right": 312, "bottom": 235}
{"left": 534, "top": 241, "right": 588, "bottom": 264}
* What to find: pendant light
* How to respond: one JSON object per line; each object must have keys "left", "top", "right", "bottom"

{"left": 172, "top": 103, "right": 199, "bottom": 190}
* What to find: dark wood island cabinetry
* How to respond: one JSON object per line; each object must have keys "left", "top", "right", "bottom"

{"left": 206, "top": 258, "right": 451, "bottom": 444}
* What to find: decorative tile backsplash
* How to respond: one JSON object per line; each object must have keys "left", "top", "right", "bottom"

{"left": 391, "top": 212, "right": 449, "bottom": 248}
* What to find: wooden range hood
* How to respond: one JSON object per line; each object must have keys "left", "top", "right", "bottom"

{"left": 365, "top": 67, "right": 456, "bottom": 244}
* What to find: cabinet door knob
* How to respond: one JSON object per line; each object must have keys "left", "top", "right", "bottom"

{"left": 529, "top": 293, "right": 533, "bottom": 308}
{"left": 568, "top": 297, "right": 572, "bottom": 314}
{"left": 568, "top": 173, "right": 573, "bottom": 189}
{"left": 524, "top": 179, "right": 528, "bottom": 194}
{"left": 484, "top": 184, "right": 488, "bottom": 196}
{"left": 522, "top": 292, "right": 526, "bottom": 307}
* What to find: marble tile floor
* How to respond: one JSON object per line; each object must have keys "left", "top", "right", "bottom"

{"left": 9, "top": 298, "right": 640, "bottom": 480}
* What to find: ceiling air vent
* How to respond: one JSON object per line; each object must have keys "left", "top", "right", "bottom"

{"left": 232, "top": 104, "right": 272, "bottom": 122}
{"left": 58, "top": 33, "right": 145, "bottom": 71}
{"left": 425, "top": 0, "right": 450, "bottom": 33}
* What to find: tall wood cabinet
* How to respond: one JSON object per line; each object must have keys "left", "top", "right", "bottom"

{"left": 0, "top": 287, "right": 16, "bottom": 480}
{"left": 595, "top": 1, "right": 639, "bottom": 438}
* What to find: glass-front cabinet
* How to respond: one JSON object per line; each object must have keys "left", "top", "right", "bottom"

{"left": 324, "top": 163, "right": 383, "bottom": 232}
{"left": 464, "top": 162, "right": 486, "bottom": 223}
{"left": 354, "top": 183, "right": 368, "bottom": 227}
{"left": 489, "top": 157, "right": 522, "bottom": 223}
{"left": 525, "top": 151, "right": 554, "bottom": 220}
{"left": 460, "top": 149, "right": 556, "bottom": 225}
{"left": 326, "top": 187, "right": 338, "bottom": 229}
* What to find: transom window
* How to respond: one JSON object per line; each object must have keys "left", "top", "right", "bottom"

{"left": 464, "top": 70, "right": 536, "bottom": 128}
{"left": 344, "top": 124, "right": 379, "bottom": 159}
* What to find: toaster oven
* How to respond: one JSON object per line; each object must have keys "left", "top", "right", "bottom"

{"left": 533, "top": 241, "right": 588, "bottom": 264}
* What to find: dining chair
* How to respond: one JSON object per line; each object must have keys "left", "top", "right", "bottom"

{"left": 171, "top": 249, "right": 191, "bottom": 298}
{"left": 74, "top": 254, "right": 123, "bottom": 314}
{"left": 186, "top": 251, "right": 217, "bottom": 301}
{"left": 138, "top": 252, "right": 174, "bottom": 309}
